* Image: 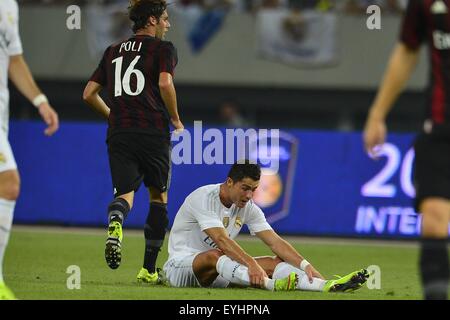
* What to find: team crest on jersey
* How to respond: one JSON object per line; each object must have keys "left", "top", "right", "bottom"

{"left": 222, "top": 217, "right": 229, "bottom": 228}
{"left": 234, "top": 216, "right": 242, "bottom": 228}
{"left": 431, "top": 0, "right": 448, "bottom": 14}
{"left": 0, "top": 153, "right": 6, "bottom": 163}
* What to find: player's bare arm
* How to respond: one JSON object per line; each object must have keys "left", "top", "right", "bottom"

{"left": 205, "top": 226, "right": 268, "bottom": 287}
{"left": 256, "top": 229, "right": 324, "bottom": 281}
{"left": 159, "top": 71, "right": 183, "bottom": 131}
{"left": 364, "top": 43, "right": 420, "bottom": 156}
{"left": 83, "top": 81, "right": 110, "bottom": 120}
{"left": 8, "top": 54, "right": 59, "bottom": 136}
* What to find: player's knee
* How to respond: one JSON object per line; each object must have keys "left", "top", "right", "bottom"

{"left": 151, "top": 194, "right": 167, "bottom": 203}
{"left": 115, "top": 194, "right": 133, "bottom": 210}
{"left": 212, "top": 249, "right": 224, "bottom": 259}
{"left": 422, "top": 215, "right": 448, "bottom": 237}
{"left": 149, "top": 188, "right": 167, "bottom": 203}
{"left": 193, "top": 250, "right": 224, "bottom": 286}
{"left": 265, "top": 256, "right": 284, "bottom": 277}
{"left": 0, "top": 173, "right": 20, "bottom": 200}
{"left": 273, "top": 256, "right": 284, "bottom": 265}
{"left": 205, "top": 249, "right": 224, "bottom": 268}
{"left": 421, "top": 201, "right": 449, "bottom": 237}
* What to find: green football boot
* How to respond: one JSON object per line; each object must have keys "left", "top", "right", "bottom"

{"left": 274, "top": 271, "right": 298, "bottom": 291}
{"left": 0, "top": 282, "right": 16, "bottom": 300}
{"left": 137, "top": 267, "right": 166, "bottom": 285}
{"left": 323, "top": 269, "right": 369, "bottom": 293}
{"left": 105, "top": 221, "right": 123, "bottom": 269}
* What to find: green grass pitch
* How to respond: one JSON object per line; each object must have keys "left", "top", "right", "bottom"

{"left": 4, "top": 226, "right": 428, "bottom": 300}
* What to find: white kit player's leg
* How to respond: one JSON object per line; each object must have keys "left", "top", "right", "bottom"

{"left": 216, "top": 256, "right": 298, "bottom": 291}
{"left": 272, "top": 262, "right": 370, "bottom": 293}
{"left": 216, "top": 255, "right": 275, "bottom": 290}
{"left": 0, "top": 198, "right": 14, "bottom": 284}
{"left": 272, "top": 262, "right": 326, "bottom": 291}
{"left": 0, "top": 133, "right": 18, "bottom": 299}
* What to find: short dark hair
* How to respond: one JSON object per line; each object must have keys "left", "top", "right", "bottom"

{"left": 128, "top": 0, "right": 167, "bottom": 33}
{"left": 227, "top": 160, "right": 261, "bottom": 183}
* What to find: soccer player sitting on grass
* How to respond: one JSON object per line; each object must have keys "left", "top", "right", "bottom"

{"left": 163, "top": 161, "right": 369, "bottom": 292}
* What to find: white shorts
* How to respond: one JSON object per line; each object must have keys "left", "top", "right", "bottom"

{"left": 163, "top": 253, "right": 230, "bottom": 288}
{"left": 0, "top": 130, "right": 17, "bottom": 173}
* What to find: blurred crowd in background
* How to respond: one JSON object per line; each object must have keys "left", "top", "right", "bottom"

{"left": 19, "top": 0, "right": 407, "bottom": 14}
{"left": 13, "top": 0, "right": 420, "bottom": 132}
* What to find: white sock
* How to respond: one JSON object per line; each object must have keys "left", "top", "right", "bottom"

{"left": 272, "top": 262, "right": 326, "bottom": 292}
{"left": 216, "top": 255, "right": 274, "bottom": 291}
{"left": 0, "top": 198, "right": 15, "bottom": 284}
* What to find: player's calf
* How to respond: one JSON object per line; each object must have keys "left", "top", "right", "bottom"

{"left": 142, "top": 202, "right": 168, "bottom": 273}
{"left": 105, "top": 197, "right": 130, "bottom": 269}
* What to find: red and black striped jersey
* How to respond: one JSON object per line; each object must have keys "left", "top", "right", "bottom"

{"left": 400, "top": 0, "right": 450, "bottom": 126}
{"left": 90, "top": 35, "right": 177, "bottom": 139}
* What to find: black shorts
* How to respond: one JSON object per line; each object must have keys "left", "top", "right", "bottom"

{"left": 413, "top": 124, "right": 450, "bottom": 212}
{"left": 107, "top": 133, "right": 171, "bottom": 197}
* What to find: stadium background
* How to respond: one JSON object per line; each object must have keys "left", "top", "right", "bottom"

{"left": 6, "top": 0, "right": 447, "bottom": 302}
{"left": 10, "top": 1, "right": 432, "bottom": 239}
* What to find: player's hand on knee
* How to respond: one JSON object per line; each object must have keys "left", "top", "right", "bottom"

{"left": 38, "top": 103, "right": 59, "bottom": 136}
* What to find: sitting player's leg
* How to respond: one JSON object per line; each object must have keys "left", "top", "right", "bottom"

{"left": 266, "top": 256, "right": 368, "bottom": 293}
{"left": 270, "top": 259, "right": 327, "bottom": 291}
{"left": 137, "top": 187, "right": 168, "bottom": 284}
{"left": 191, "top": 250, "right": 297, "bottom": 291}
{"left": 162, "top": 252, "right": 216, "bottom": 288}
{"left": 322, "top": 269, "right": 369, "bottom": 293}
{"left": 192, "top": 249, "right": 226, "bottom": 287}
{"left": 254, "top": 255, "right": 283, "bottom": 278}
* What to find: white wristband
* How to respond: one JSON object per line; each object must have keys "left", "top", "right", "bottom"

{"left": 300, "top": 259, "right": 310, "bottom": 271}
{"left": 32, "top": 94, "right": 48, "bottom": 108}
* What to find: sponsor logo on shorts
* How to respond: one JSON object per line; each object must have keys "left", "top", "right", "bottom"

{"left": 0, "top": 153, "right": 6, "bottom": 163}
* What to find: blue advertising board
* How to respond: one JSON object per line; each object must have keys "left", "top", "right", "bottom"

{"left": 9, "top": 120, "right": 433, "bottom": 239}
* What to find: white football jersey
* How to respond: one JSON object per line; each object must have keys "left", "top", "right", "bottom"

{"left": 167, "top": 183, "right": 272, "bottom": 260}
{"left": 0, "top": 0, "right": 22, "bottom": 134}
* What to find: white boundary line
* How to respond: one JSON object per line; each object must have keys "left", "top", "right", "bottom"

{"left": 12, "top": 224, "right": 422, "bottom": 248}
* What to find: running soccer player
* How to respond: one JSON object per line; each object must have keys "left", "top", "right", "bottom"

{"left": 83, "top": 0, "right": 183, "bottom": 283}
{"left": 364, "top": 0, "right": 450, "bottom": 300}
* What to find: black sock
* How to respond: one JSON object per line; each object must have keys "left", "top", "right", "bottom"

{"left": 143, "top": 202, "right": 169, "bottom": 273}
{"left": 108, "top": 198, "right": 130, "bottom": 225}
{"left": 419, "top": 238, "right": 449, "bottom": 300}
